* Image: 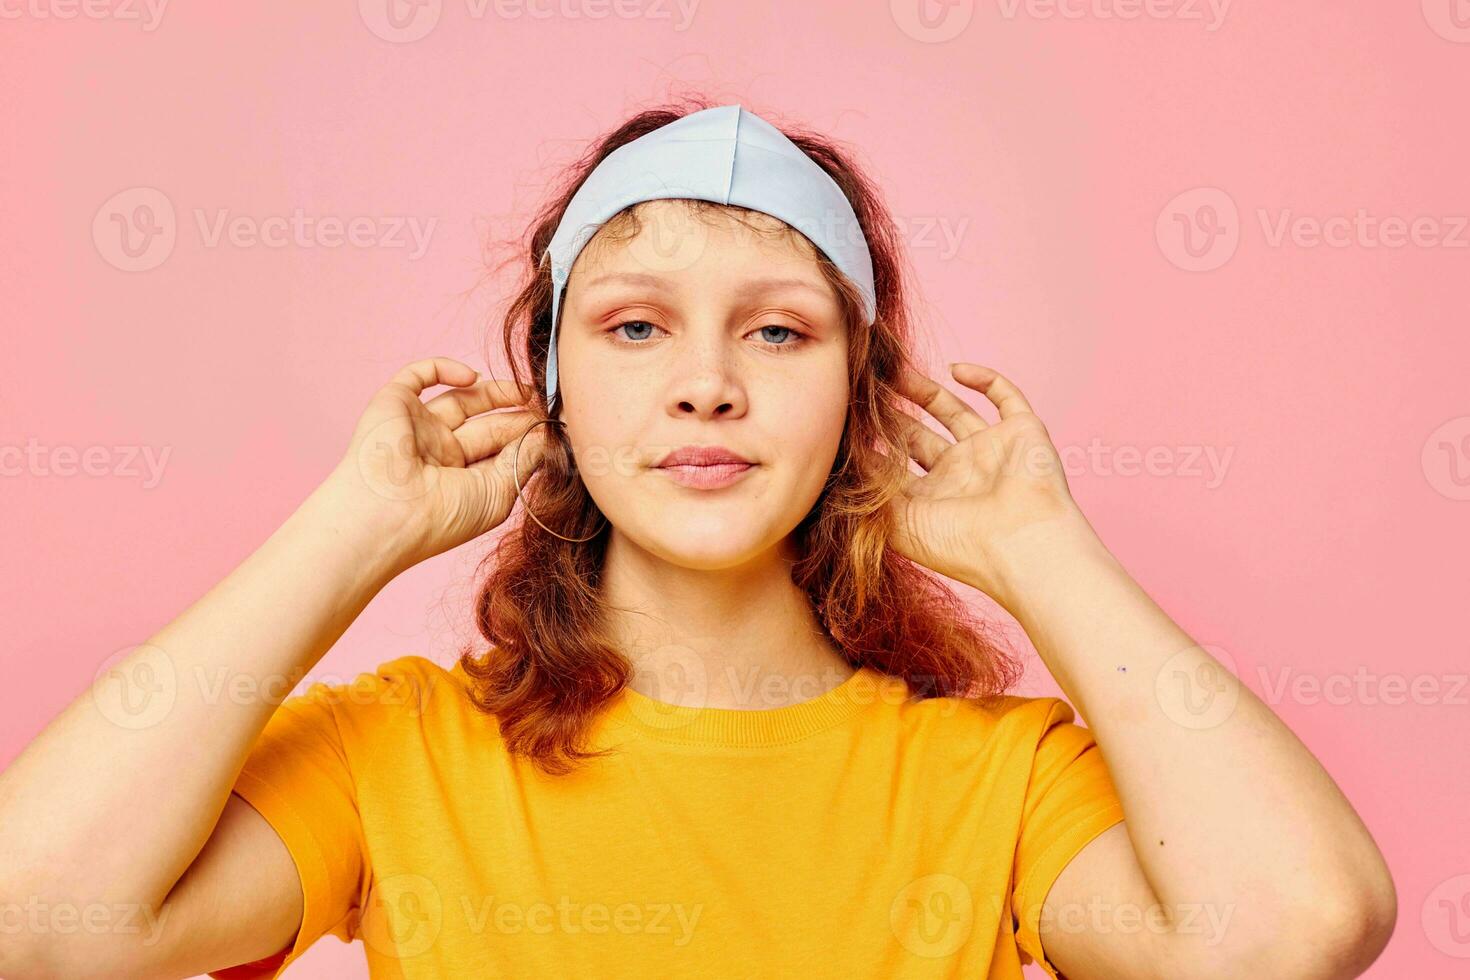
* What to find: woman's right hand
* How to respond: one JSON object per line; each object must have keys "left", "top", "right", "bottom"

{"left": 321, "top": 356, "right": 550, "bottom": 575}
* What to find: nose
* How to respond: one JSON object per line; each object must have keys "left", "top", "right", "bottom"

{"left": 665, "top": 330, "right": 747, "bottom": 420}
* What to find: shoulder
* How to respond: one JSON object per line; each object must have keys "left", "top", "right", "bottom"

{"left": 291, "top": 653, "right": 478, "bottom": 734}
{"left": 893, "top": 679, "right": 1081, "bottom": 737}
{"left": 878, "top": 678, "right": 1090, "bottom": 763}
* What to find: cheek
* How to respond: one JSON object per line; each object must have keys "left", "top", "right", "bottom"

{"left": 806, "top": 410, "right": 848, "bottom": 467}
{"left": 565, "top": 408, "right": 644, "bottom": 489}
{"left": 767, "top": 374, "right": 848, "bottom": 465}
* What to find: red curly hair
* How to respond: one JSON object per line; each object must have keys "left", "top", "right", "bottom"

{"left": 460, "top": 97, "right": 1022, "bottom": 775}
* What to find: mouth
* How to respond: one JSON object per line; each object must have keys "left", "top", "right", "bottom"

{"left": 653, "top": 445, "right": 756, "bottom": 490}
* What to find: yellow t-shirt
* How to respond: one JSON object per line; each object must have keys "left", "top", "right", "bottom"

{"left": 207, "top": 655, "right": 1124, "bottom": 979}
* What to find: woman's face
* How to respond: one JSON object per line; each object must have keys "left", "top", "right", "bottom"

{"left": 555, "top": 199, "right": 851, "bottom": 570}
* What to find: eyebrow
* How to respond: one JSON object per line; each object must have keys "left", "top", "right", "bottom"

{"left": 582, "top": 271, "right": 830, "bottom": 300}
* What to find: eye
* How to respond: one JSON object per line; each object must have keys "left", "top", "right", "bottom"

{"left": 606, "top": 319, "right": 808, "bottom": 349}
{"left": 609, "top": 320, "right": 664, "bottom": 343}
{"left": 749, "top": 324, "right": 806, "bottom": 350}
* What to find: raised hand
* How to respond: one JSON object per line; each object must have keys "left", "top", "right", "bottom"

{"left": 888, "top": 362, "right": 1103, "bottom": 612}
{"left": 324, "top": 356, "right": 550, "bottom": 574}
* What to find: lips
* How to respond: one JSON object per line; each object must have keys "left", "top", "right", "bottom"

{"left": 653, "top": 445, "right": 756, "bottom": 490}
{"left": 655, "top": 445, "right": 753, "bottom": 468}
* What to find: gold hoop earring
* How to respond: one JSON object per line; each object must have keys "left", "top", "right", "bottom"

{"left": 512, "top": 417, "right": 607, "bottom": 543}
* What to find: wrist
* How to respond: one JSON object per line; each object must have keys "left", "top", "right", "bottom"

{"left": 294, "top": 476, "right": 424, "bottom": 591}
{"left": 982, "top": 509, "right": 1118, "bottom": 622}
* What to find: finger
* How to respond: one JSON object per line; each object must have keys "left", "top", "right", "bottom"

{"left": 425, "top": 377, "right": 537, "bottom": 428}
{"left": 387, "top": 357, "right": 480, "bottom": 398}
{"left": 900, "top": 413, "right": 952, "bottom": 471}
{"left": 875, "top": 447, "right": 925, "bottom": 492}
{"left": 452, "top": 410, "right": 540, "bottom": 464}
{"left": 897, "top": 365, "right": 988, "bottom": 441}
{"left": 474, "top": 422, "right": 550, "bottom": 488}
{"left": 951, "top": 362, "right": 1036, "bottom": 420}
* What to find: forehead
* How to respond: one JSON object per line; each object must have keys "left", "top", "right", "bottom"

{"left": 575, "top": 198, "right": 822, "bottom": 272}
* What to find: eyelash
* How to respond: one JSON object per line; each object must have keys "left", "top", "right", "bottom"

{"left": 607, "top": 320, "right": 809, "bottom": 352}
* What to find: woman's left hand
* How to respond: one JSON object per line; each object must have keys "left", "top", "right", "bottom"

{"left": 887, "top": 362, "right": 1104, "bottom": 612}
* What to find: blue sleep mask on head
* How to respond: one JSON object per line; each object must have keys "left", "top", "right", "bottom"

{"left": 540, "top": 103, "right": 877, "bottom": 415}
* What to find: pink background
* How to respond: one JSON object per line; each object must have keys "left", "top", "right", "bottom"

{"left": 2, "top": 3, "right": 1466, "bottom": 977}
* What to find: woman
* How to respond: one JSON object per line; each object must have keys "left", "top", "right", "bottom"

{"left": 0, "top": 101, "right": 1396, "bottom": 979}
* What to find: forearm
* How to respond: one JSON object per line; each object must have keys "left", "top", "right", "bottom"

{"left": 988, "top": 516, "right": 1396, "bottom": 954}
{"left": 0, "top": 479, "right": 407, "bottom": 915}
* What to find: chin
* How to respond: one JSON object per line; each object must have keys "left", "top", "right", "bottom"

{"left": 633, "top": 514, "right": 785, "bottom": 571}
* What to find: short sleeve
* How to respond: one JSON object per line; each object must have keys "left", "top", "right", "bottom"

{"left": 1010, "top": 698, "right": 1127, "bottom": 979}
{"left": 206, "top": 677, "right": 373, "bottom": 979}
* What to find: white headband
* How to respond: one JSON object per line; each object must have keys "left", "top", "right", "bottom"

{"left": 540, "top": 103, "right": 877, "bottom": 415}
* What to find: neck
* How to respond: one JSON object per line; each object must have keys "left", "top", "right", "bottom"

{"left": 599, "top": 529, "right": 855, "bottom": 710}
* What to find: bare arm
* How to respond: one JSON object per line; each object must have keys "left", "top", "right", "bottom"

{"left": 993, "top": 517, "right": 1397, "bottom": 980}
{"left": 886, "top": 363, "right": 1396, "bottom": 979}
{"left": 0, "top": 478, "right": 406, "bottom": 977}
{"left": 0, "top": 358, "right": 544, "bottom": 978}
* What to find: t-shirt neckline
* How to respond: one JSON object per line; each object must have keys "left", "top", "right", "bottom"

{"left": 603, "top": 664, "right": 901, "bottom": 747}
